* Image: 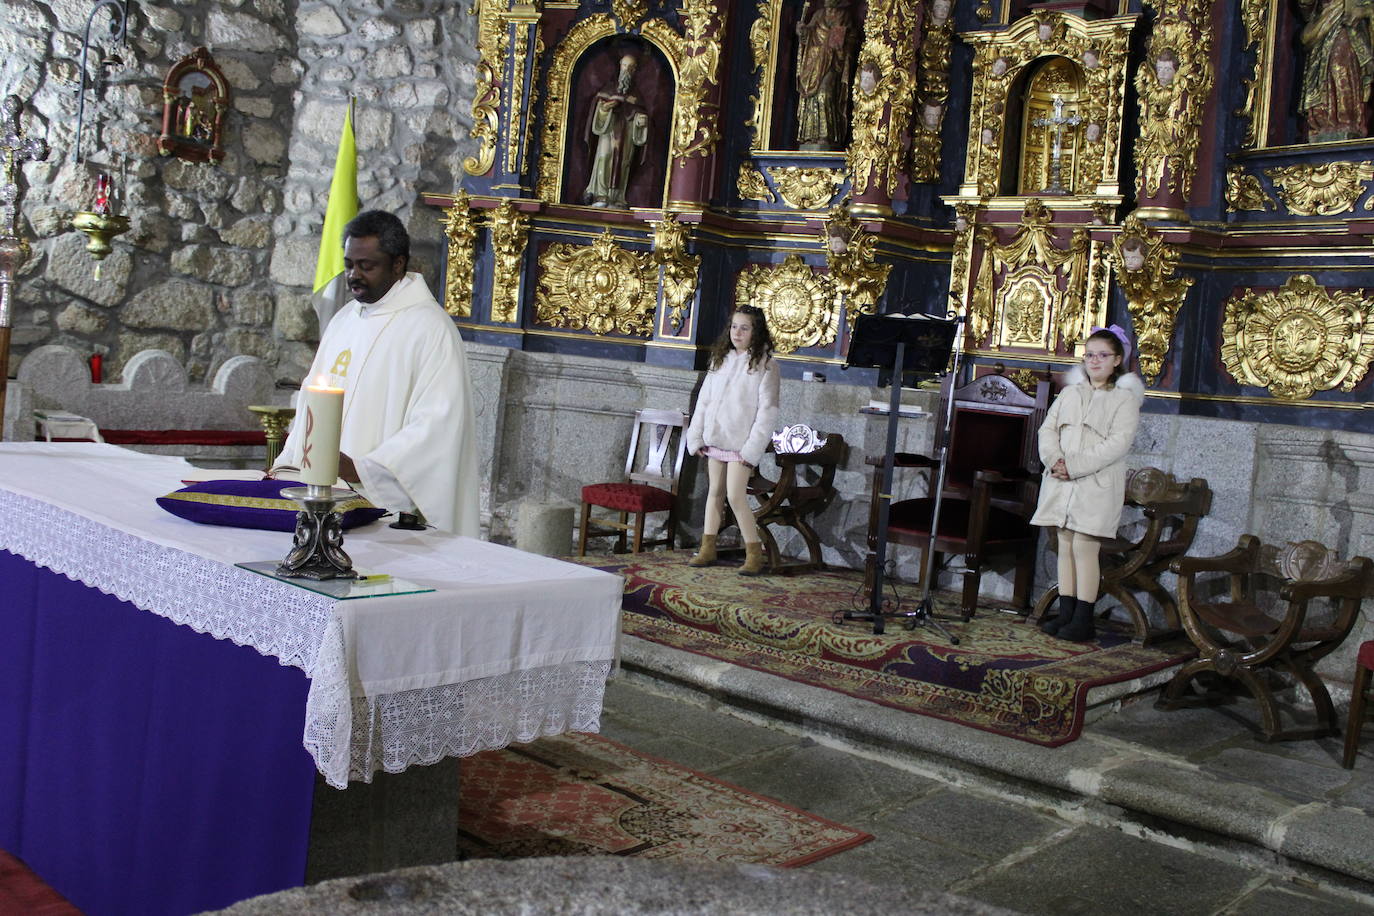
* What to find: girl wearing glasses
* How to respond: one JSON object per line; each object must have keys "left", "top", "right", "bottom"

{"left": 1030, "top": 325, "right": 1144, "bottom": 641}
{"left": 686, "top": 305, "right": 780, "bottom": 576}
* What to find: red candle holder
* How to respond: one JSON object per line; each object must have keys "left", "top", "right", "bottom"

{"left": 89, "top": 353, "right": 103, "bottom": 384}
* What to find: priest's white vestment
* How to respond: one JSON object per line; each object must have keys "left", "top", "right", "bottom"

{"left": 276, "top": 272, "right": 480, "bottom": 536}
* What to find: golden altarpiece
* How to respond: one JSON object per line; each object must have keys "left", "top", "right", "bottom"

{"left": 420, "top": 0, "right": 1374, "bottom": 429}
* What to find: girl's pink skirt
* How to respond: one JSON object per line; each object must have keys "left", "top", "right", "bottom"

{"left": 702, "top": 446, "right": 746, "bottom": 463}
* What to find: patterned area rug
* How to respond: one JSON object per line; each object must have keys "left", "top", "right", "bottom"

{"left": 568, "top": 551, "right": 1195, "bottom": 746}
{"left": 457, "top": 732, "right": 872, "bottom": 867}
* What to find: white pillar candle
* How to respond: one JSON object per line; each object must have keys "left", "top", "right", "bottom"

{"left": 300, "top": 376, "right": 344, "bottom": 487}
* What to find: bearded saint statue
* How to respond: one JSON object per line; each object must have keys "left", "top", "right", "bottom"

{"left": 582, "top": 54, "right": 651, "bottom": 208}
{"left": 794, "top": 0, "right": 856, "bottom": 151}
{"left": 1298, "top": 0, "right": 1374, "bottom": 141}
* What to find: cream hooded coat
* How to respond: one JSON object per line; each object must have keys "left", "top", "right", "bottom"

{"left": 685, "top": 350, "right": 780, "bottom": 467}
{"left": 1029, "top": 368, "right": 1144, "bottom": 538}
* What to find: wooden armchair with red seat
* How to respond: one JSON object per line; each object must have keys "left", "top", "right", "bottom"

{"left": 577, "top": 408, "right": 689, "bottom": 555}
{"left": 865, "top": 371, "right": 1049, "bottom": 620}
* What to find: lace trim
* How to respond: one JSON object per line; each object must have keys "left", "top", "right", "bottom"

{"left": 1, "top": 487, "right": 609, "bottom": 788}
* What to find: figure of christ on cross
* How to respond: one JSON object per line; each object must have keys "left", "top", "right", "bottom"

{"left": 1032, "top": 95, "right": 1081, "bottom": 194}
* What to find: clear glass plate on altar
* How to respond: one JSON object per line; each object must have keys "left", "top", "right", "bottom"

{"left": 234, "top": 561, "right": 435, "bottom": 600}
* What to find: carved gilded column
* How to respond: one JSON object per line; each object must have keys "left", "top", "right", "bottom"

{"left": 441, "top": 191, "right": 479, "bottom": 318}
{"left": 1132, "top": 0, "right": 1214, "bottom": 220}
{"left": 846, "top": 0, "right": 919, "bottom": 215}
{"left": 488, "top": 199, "right": 530, "bottom": 325}
{"left": 664, "top": 0, "right": 725, "bottom": 210}
{"left": 1109, "top": 214, "right": 1193, "bottom": 384}
{"left": 650, "top": 214, "right": 700, "bottom": 337}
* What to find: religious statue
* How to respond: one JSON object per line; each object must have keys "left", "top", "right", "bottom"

{"left": 1297, "top": 0, "right": 1374, "bottom": 142}
{"left": 795, "top": 0, "right": 856, "bottom": 151}
{"left": 582, "top": 54, "right": 651, "bottom": 209}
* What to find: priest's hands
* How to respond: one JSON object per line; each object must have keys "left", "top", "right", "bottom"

{"left": 337, "top": 453, "right": 361, "bottom": 483}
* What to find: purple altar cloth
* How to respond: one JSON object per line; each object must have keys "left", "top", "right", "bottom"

{"left": 0, "top": 548, "right": 317, "bottom": 915}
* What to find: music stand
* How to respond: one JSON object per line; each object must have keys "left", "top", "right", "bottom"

{"left": 843, "top": 310, "right": 963, "bottom": 641}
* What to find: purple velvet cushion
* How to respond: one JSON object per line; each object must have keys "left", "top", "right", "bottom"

{"left": 156, "top": 479, "right": 387, "bottom": 531}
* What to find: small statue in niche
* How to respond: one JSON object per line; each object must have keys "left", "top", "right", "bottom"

{"left": 158, "top": 47, "right": 229, "bottom": 164}
{"left": 582, "top": 54, "right": 650, "bottom": 209}
{"left": 1297, "top": 0, "right": 1374, "bottom": 142}
{"left": 795, "top": 0, "right": 856, "bottom": 151}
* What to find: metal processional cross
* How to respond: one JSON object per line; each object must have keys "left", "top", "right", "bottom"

{"left": 1, "top": 95, "right": 51, "bottom": 436}
{"left": 1031, "top": 94, "right": 1081, "bottom": 194}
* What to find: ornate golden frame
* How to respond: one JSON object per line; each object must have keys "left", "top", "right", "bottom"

{"left": 1265, "top": 161, "right": 1374, "bottom": 216}
{"left": 735, "top": 255, "right": 838, "bottom": 354}
{"left": 534, "top": 228, "right": 658, "bottom": 337}
{"left": 958, "top": 11, "right": 1137, "bottom": 200}
{"left": 535, "top": 15, "right": 685, "bottom": 205}
{"left": 1221, "top": 275, "right": 1374, "bottom": 400}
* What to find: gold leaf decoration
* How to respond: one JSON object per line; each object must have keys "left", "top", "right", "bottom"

{"left": 1225, "top": 167, "right": 1276, "bottom": 212}
{"left": 464, "top": 1, "right": 507, "bottom": 176}
{"left": 489, "top": 199, "right": 530, "bottom": 325}
{"left": 766, "top": 166, "right": 845, "bottom": 210}
{"left": 745, "top": 0, "right": 775, "bottom": 151}
{"left": 1110, "top": 214, "right": 1194, "bottom": 384}
{"left": 737, "top": 162, "right": 775, "bottom": 202}
{"left": 535, "top": 228, "right": 657, "bottom": 337}
{"left": 735, "top": 255, "right": 837, "bottom": 354}
{"left": 911, "top": 0, "right": 955, "bottom": 183}
{"left": 824, "top": 205, "right": 892, "bottom": 325}
{"left": 651, "top": 214, "right": 701, "bottom": 336}
{"left": 1221, "top": 274, "right": 1374, "bottom": 400}
{"left": 611, "top": 0, "right": 647, "bottom": 26}
{"left": 1134, "top": 13, "right": 1214, "bottom": 199}
{"left": 441, "top": 191, "right": 479, "bottom": 318}
{"left": 847, "top": 22, "right": 917, "bottom": 196}
{"left": 670, "top": 0, "right": 724, "bottom": 162}
{"left": 537, "top": 15, "right": 620, "bottom": 202}
{"left": 1265, "top": 161, "right": 1374, "bottom": 216}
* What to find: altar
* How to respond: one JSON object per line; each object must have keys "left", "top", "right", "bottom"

{"left": 0, "top": 442, "right": 623, "bottom": 915}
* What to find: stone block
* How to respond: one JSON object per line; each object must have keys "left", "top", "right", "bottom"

{"left": 269, "top": 236, "right": 319, "bottom": 287}
{"left": 47, "top": 232, "right": 132, "bottom": 307}
{"left": 207, "top": 8, "right": 288, "bottom": 53}
{"left": 123, "top": 279, "right": 215, "bottom": 330}
{"left": 297, "top": 5, "right": 347, "bottom": 38}
{"left": 513, "top": 499, "right": 575, "bottom": 558}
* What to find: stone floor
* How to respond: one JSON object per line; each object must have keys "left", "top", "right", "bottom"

{"left": 600, "top": 632, "right": 1374, "bottom": 916}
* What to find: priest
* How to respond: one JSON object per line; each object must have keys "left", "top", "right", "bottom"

{"left": 275, "top": 209, "right": 480, "bottom": 536}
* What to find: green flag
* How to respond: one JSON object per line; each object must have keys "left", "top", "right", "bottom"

{"left": 312, "top": 101, "right": 358, "bottom": 329}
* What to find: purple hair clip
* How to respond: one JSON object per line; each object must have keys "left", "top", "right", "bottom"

{"left": 1091, "top": 324, "right": 1132, "bottom": 362}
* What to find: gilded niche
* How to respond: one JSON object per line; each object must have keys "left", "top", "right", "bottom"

{"left": 766, "top": 166, "right": 845, "bottom": 209}
{"left": 1221, "top": 274, "right": 1374, "bottom": 400}
{"left": 441, "top": 191, "right": 479, "bottom": 318}
{"left": 735, "top": 255, "right": 837, "bottom": 354}
{"left": 1108, "top": 214, "right": 1193, "bottom": 384}
{"left": 1265, "top": 161, "right": 1374, "bottom": 215}
{"left": 535, "top": 228, "right": 657, "bottom": 337}
{"left": 489, "top": 199, "right": 530, "bottom": 325}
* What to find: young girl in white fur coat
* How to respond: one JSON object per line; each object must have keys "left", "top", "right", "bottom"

{"left": 686, "top": 305, "right": 780, "bottom": 576}
{"left": 1031, "top": 325, "right": 1144, "bottom": 642}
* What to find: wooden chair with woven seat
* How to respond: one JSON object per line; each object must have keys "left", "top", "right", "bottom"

{"left": 577, "top": 408, "right": 689, "bottom": 556}
{"left": 866, "top": 371, "right": 1049, "bottom": 620}
{"left": 1029, "top": 467, "right": 1211, "bottom": 644}
{"left": 741, "top": 424, "right": 846, "bottom": 575}
{"left": 1158, "top": 536, "right": 1373, "bottom": 742}
{"left": 1343, "top": 640, "right": 1374, "bottom": 768}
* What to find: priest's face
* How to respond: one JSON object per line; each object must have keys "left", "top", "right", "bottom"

{"left": 344, "top": 234, "right": 407, "bottom": 304}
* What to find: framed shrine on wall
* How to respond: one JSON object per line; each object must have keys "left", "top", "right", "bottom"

{"left": 158, "top": 47, "right": 230, "bottom": 164}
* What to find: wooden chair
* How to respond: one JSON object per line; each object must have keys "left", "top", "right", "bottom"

{"left": 577, "top": 408, "right": 689, "bottom": 555}
{"left": 1342, "top": 641, "right": 1374, "bottom": 768}
{"left": 742, "top": 424, "right": 846, "bottom": 575}
{"left": 1158, "top": 536, "right": 1373, "bottom": 742}
{"left": 866, "top": 371, "right": 1049, "bottom": 620}
{"left": 1029, "top": 467, "right": 1212, "bottom": 644}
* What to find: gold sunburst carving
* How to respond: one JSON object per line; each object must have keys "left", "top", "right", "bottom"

{"left": 766, "top": 166, "right": 845, "bottom": 210}
{"left": 534, "top": 228, "right": 657, "bottom": 337}
{"left": 735, "top": 255, "right": 837, "bottom": 354}
{"left": 1265, "top": 161, "right": 1374, "bottom": 216}
{"left": 1221, "top": 274, "right": 1374, "bottom": 400}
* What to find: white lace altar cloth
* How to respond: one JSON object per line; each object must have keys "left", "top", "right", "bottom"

{"left": 0, "top": 443, "right": 623, "bottom": 788}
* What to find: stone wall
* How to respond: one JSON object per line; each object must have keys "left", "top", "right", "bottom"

{"left": 0, "top": 0, "right": 477, "bottom": 387}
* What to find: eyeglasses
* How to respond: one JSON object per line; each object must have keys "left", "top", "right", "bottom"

{"left": 1083, "top": 351, "right": 1117, "bottom": 362}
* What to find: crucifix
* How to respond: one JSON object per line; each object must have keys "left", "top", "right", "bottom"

{"left": 1031, "top": 94, "right": 1081, "bottom": 195}
{"left": 1, "top": 95, "right": 51, "bottom": 438}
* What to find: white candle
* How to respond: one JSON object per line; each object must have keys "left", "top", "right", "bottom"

{"left": 300, "top": 376, "right": 344, "bottom": 486}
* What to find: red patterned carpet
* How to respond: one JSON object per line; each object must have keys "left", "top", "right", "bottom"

{"left": 457, "top": 732, "right": 872, "bottom": 866}
{"left": 568, "top": 551, "right": 1195, "bottom": 746}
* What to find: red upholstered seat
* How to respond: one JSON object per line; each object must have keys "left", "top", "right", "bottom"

{"left": 578, "top": 409, "right": 689, "bottom": 556}
{"left": 582, "top": 482, "right": 675, "bottom": 514}
{"left": 1347, "top": 639, "right": 1374, "bottom": 769}
{"left": 0, "top": 850, "right": 83, "bottom": 915}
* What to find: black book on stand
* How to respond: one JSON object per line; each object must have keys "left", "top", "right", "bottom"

{"left": 843, "top": 311, "right": 962, "bottom": 641}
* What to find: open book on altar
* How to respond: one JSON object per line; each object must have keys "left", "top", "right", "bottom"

{"left": 179, "top": 467, "right": 350, "bottom": 488}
